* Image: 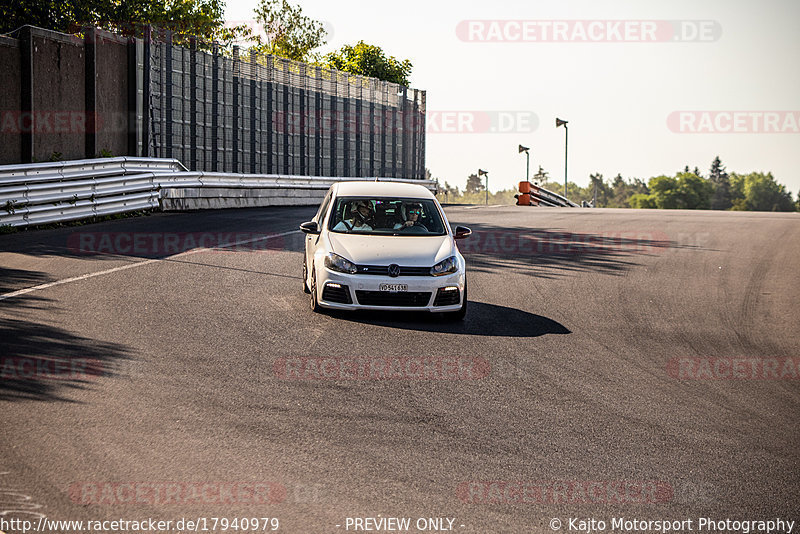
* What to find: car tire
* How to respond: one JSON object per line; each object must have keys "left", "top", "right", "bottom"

{"left": 445, "top": 280, "right": 467, "bottom": 321}
{"left": 310, "top": 264, "right": 321, "bottom": 313}
{"left": 302, "top": 255, "right": 311, "bottom": 294}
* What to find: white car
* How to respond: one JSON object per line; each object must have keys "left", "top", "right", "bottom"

{"left": 300, "top": 181, "right": 472, "bottom": 319}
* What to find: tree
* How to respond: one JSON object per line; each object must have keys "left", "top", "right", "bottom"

{"left": 251, "top": 0, "right": 326, "bottom": 62}
{"left": 649, "top": 175, "right": 682, "bottom": 209}
{"left": 325, "top": 41, "right": 412, "bottom": 86}
{"left": 644, "top": 173, "right": 711, "bottom": 209}
{"left": 465, "top": 173, "right": 485, "bottom": 194}
{"left": 729, "top": 172, "right": 795, "bottom": 212}
{"left": 628, "top": 193, "right": 657, "bottom": 209}
{"left": 588, "top": 172, "right": 610, "bottom": 207}
{"left": 532, "top": 165, "right": 549, "bottom": 184}
{"left": 708, "top": 156, "right": 731, "bottom": 210}
{"left": 675, "top": 171, "right": 712, "bottom": 209}
{"left": 1, "top": 0, "right": 247, "bottom": 47}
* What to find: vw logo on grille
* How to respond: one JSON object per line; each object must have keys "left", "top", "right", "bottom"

{"left": 388, "top": 264, "right": 400, "bottom": 277}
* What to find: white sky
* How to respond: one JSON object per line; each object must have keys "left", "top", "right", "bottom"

{"left": 225, "top": 0, "right": 800, "bottom": 195}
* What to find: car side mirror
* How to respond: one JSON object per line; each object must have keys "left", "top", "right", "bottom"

{"left": 454, "top": 226, "right": 472, "bottom": 239}
{"left": 300, "top": 221, "right": 320, "bottom": 234}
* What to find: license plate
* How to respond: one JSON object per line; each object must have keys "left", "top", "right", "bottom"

{"left": 379, "top": 283, "right": 408, "bottom": 292}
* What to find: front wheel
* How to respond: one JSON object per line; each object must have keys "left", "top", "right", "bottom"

{"left": 302, "top": 255, "right": 311, "bottom": 294}
{"left": 309, "top": 265, "right": 321, "bottom": 313}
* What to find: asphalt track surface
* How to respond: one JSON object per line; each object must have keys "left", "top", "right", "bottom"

{"left": 1, "top": 206, "right": 799, "bottom": 533}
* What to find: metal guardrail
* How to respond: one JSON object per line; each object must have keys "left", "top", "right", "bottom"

{"left": 0, "top": 158, "right": 438, "bottom": 228}
{"left": 516, "top": 181, "right": 581, "bottom": 208}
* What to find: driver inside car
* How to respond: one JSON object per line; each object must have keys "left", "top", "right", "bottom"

{"left": 394, "top": 202, "right": 426, "bottom": 230}
{"left": 333, "top": 199, "right": 375, "bottom": 232}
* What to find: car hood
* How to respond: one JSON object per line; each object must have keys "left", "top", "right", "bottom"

{"left": 328, "top": 233, "right": 454, "bottom": 266}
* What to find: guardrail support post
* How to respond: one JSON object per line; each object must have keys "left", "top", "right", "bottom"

{"left": 19, "top": 26, "right": 34, "bottom": 163}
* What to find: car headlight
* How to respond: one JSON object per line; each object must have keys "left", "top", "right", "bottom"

{"left": 430, "top": 255, "right": 458, "bottom": 276}
{"left": 324, "top": 253, "right": 357, "bottom": 274}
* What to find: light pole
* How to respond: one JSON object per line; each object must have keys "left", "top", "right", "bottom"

{"left": 556, "top": 118, "right": 568, "bottom": 199}
{"left": 478, "top": 169, "right": 488, "bottom": 205}
{"left": 518, "top": 144, "right": 530, "bottom": 182}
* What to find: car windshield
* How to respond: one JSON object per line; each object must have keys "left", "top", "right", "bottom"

{"left": 329, "top": 197, "right": 447, "bottom": 236}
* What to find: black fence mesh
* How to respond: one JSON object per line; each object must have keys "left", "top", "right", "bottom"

{"left": 144, "top": 33, "right": 426, "bottom": 178}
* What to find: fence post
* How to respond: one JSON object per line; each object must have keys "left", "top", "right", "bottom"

{"left": 401, "top": 87, "right": 410, "bottom": 179}
{"left": 282, "top": 62, "right": 290, "bottom": 175}
{"left": 189, "top": 36, "right": 198, "bottom": 170}
{"left": 232, "top": 45, "right": 239, "bottom": 173}
{"left": 250, "top": 50, "right": 257, "bottom": 174}
{"left": 355, "top": 78, "right": 362, "bottom": 177}
{"left": 419, "top": 90, "right": 426, "bottom": 179}
{"left": 211, "top": 42, "right": 219, "bottom": 171}
{"left": 19, "top": 26, "right": 34, "bottom": 163}
{"left": 127, "top": 35, "right": 138, "bottom": 156}
{"left": 368, "top": 80, "right": 375, "bottom": 176}
{"left": 314, "top": 67, "right": 321, "bottom": 176}
{"left": 329, "top": 76, "right": 336, "bottom": 177}
{"left": 265, "top": 55, "right": 273, "bottom": 174}
{"left": 342, "top": 73, "right": 350, "bottom": 176}
{"left": 164, "top": 30, "right": 173, "bottom": 158}
{"left": 84, "top": 27, "right": 97, "bottom": 159}
{"left": 141, "top": 25, "right": 151, "bottom": 157}
{"left": 299, "top": 63, "right": 306, "bottom": 176}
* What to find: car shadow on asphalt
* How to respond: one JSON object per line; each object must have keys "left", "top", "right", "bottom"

{"left": 328, "top": 301, "right": 570, "bottom": 337}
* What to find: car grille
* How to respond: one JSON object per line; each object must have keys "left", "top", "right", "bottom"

{"left": 433, "top": 287, "right": 461, "bottom": 306}
{"left": 322, "top": 284, "right": 352, "bottom": 304}
{"left": 355, "top": 291, "right": 431, "bottom": 307}
{"left": 355, "top": 265, "right": 431, "bottom": 276}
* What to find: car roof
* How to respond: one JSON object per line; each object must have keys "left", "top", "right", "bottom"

{"left": 333, "top": 181, "right": 436, "bottom": 200}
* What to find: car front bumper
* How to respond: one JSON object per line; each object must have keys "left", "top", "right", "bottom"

{"left": 316, "top": 268, "right": 465, "bottom": 312}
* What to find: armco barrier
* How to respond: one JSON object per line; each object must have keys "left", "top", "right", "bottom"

{"left": 516, "top": 181, "right": 580, "bottom": 207}
{"left": 0, "top": 158, "right": 438, "bottom": 227}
